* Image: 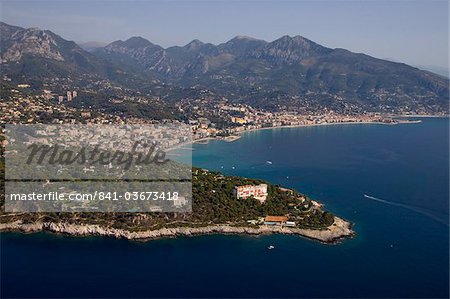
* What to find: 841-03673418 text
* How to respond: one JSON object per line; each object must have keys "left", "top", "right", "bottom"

{"left": 8, "top": 191, "right": 181, "bottom": 201}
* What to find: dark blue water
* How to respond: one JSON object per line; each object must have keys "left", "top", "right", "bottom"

{"left": 1, "top": 118, "right": 449, "bottom": 298}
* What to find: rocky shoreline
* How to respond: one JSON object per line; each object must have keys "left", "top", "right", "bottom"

{"left": 0, "top": 217, "right": 354, "bottom": 244}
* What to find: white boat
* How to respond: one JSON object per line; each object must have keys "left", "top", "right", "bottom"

{"left": 267, "top": 245, "right": 275, "bottom": 250}
{"left": 266, "top": 160, "right": 273, "bottom": 164}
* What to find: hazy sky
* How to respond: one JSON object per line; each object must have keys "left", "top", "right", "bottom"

{"left": 1, "top": 0, "right": 448, "bottom": 71}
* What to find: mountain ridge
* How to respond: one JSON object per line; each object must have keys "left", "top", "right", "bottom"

{"left": 1, "top": 21, "right": 448, "bottom": 114}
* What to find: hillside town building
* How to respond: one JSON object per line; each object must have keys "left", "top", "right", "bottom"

{"left": 233, "top": 184, "right": 268, "bottom": 203}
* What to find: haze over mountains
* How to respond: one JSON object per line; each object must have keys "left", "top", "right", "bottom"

{"left": 1, "top": 21, "right": 448, "bottom": 113}
{"left": 78, "top": 41, "right": 108, "bottom": 52}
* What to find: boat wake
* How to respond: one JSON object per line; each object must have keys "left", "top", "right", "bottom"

{"left": 250, "top": 161, "right": 274, "bottom": 168}
{"left": 363, "top": 194, "right": 448, "bottom": 226}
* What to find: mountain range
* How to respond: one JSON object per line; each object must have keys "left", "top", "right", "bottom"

{"left": 0, "top": 23, "right": 112, "bottom": 77}
{"left": 1, "top": 21, "right": 448, "bottom": 113}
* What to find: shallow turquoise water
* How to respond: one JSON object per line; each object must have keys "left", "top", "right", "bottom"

{"left": 1, "top": 118, "right": 448, "bottom": 298}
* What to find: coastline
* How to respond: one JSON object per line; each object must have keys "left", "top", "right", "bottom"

{"left": 389, "top": 114, "right": 449, "bottom": 118}
{"left": 0, "top": 216, "right": 354, "bottom": 244}
{"left": 6, "top": 117, "right": 428, "bottom": 245}
{"left": 192, "top": 119, "right": 422, "bottom": 145}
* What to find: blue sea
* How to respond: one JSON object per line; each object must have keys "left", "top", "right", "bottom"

{"left": 1, "top": 118, "right": 449, "bottom": 298}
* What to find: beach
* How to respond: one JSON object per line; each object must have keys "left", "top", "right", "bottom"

{"left": 192, "top": 118, "right": 422, "bottom": 145}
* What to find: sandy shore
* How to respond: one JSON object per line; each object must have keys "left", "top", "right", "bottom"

{"left": 191, "top": 119, "right": 422, "bottom": 145}
{"left": 0, "top": 216, "right": 354, "bottom": 244}
{"left": 389, "top": 114, "right": 448, "bottom": 118}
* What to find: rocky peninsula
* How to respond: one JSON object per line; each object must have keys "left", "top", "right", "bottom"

{"left": 0, "top": 216, "right": 353, "bottom": 244}
{"left": 0, "top": 168, "right": 355, "bottom": 244}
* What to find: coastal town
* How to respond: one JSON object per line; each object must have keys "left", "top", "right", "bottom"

{"left": 0, "top": 82, "right": 426, "bottom": 144}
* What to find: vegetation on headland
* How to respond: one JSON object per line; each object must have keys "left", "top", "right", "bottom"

{"left": 191, "top": 168, "right": 334, "bottom": 228}
{"left": 0, "top": 165, "right": 335, "bottom": 233}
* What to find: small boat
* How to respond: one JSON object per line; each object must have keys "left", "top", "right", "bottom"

{"left": 266, "top": 160, "right": 273, "bottom": 165}
{"left": 267, "top": 245, "right": 275, "bottom": 250}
